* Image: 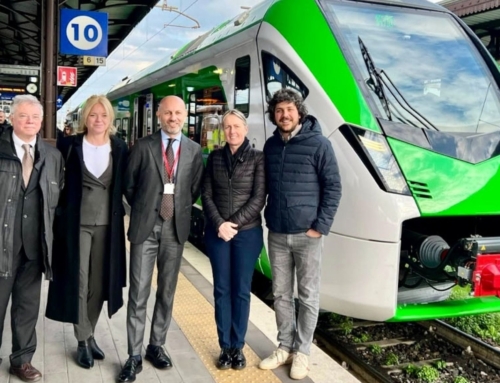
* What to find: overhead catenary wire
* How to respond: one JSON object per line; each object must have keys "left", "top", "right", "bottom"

{"left": 62, "top": 0, "right": 200, "bottom": 108}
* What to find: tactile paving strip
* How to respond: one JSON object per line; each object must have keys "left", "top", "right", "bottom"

{"left": 166, "top": 273, "right": 281, "bottom": 382}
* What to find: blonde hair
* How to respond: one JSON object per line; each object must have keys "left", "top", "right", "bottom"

{"left": 222, "top": 109, "right": 247, "bottom": 127}
{"left": 78, "top": 95, "right": 116, "bottom": 135}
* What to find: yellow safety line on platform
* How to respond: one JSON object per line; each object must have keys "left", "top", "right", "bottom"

{"left": 126, "top": 216, "right": 280, "bottom": 383}
{"left": 155, "top": 272, "right": 281, "bottom": 383}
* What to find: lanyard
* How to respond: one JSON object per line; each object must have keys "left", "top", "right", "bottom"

{"left": 161, "top": 141, "right": 181, "bottom": 181}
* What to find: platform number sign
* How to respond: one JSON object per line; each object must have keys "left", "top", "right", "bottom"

{"left": 60, "top": 9, "right": 108, "bottom": 57}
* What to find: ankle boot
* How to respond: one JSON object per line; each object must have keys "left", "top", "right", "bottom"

{"left": 88, "top": 336, "right": 105, "bottom": 360}
{"left": 76, "top": 341, "right": 94, "bottom": 369}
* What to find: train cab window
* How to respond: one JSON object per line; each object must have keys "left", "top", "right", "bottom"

{"left": 262, "top": 51, "right": 309, "bottom": 101}
{"left": 234, "top": 56, "right": 250, "bottom": 117}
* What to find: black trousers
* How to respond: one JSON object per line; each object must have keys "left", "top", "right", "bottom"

{"left": 0, "top": 249, "right": 42, "bottom": 366}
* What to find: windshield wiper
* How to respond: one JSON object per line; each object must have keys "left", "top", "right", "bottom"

{"left": 358, "top": 37, "right": 439, "bottom": 131}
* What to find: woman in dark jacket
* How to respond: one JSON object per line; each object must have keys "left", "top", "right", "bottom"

{"left": 46, "top": 95, "right": 128, "bottom": 369}
{"left": 201, "top": 109, "right": 266, "bottom": 370}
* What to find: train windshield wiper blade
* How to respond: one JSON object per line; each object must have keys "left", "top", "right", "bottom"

{"left": 358, "top": 36, "right": 392, "bottom": 120}
{"left": 358, "top": 37, "right": 439, "bottom": 131}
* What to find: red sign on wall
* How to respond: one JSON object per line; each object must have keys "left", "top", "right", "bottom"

{"left": 57, "top": 66, "right": 78, "bottom": 87}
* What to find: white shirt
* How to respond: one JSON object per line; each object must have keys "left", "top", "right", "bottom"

{"left": 83, "top": 136, "right": 111, "bottom": 178}
{"left": 12, "top": 132, "right": 36, "bottom": 160}
{"left": 160, "top": 129, "right": 182, "bottom": 179}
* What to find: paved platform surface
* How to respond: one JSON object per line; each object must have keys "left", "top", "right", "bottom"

{"left": 0, "top": 272, "right": 215, "bottom": 383}
{"left": 0, "top": 226, "right": 360, "bottom": 383}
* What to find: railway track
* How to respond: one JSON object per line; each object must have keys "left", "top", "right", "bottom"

{"left": 314, "top": 319, "right": 500, "bottom": 383}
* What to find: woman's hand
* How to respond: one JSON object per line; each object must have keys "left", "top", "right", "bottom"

{"left": 218, "top": 222, "right": 239, "bottom": 242}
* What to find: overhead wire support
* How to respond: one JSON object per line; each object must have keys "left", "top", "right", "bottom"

{"left": 156, "top": 0, "right": 200, "bottom": 29}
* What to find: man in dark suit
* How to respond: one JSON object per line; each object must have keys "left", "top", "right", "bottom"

{"left": 119, "top": 95, "right": 203, "bottom": 382}
{"left": 0, "top": 95, "right": 64, "bottom": 382}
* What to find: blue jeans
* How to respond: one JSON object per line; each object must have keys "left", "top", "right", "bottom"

{"left": 205, "top": 224, "right": 263, "bottom": 349}
{"left": 268, "top": 231, "right": 323, "bottom": 355}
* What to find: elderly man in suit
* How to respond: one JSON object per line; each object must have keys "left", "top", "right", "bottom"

{"left": 0, "top": 95, "right": 64, "bottom": 382}
{"left": 119, "top": 95, "right": 204, "bottom": 382}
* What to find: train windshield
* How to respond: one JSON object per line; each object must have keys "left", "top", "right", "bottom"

{"left": 321, "top": 1, "right": 500, "bottom": 133}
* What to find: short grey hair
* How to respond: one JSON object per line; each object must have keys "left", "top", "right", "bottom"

{"left": 11, "top": 95, "right": 44, "bottom": 117}
{"left": 222, "top": 109, "right": 247, "bottom": 126}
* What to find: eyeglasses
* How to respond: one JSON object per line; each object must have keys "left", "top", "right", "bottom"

{"left": 16, "top": 114, "right": 42, "bottom": 121}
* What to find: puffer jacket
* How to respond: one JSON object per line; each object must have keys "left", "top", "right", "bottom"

{"left": 0, "top": 128, "right": 64, "bottom": 279}
{"left": 264, "top": 115, "right": 342, "bottom": 235}
{"left": 201, "top": 139, "right": 266, "bottom": 231}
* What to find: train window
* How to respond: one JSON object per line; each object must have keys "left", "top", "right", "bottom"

{"left": 187, "top": 87, "right": 228, "bottom": 158}
{"left": 262, "top": 51, "right": 309, "bottom": 101}
{"left": 234, "top": 56, "right": 250, "bottom": 117}
{"left": 114, "top": 118, "right": 121, "bottom": 131}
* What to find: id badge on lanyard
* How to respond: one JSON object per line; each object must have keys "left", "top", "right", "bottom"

{"left": 162, "top": 141, "right": 180, "bottom": 195}
{"left": 164, "top": 183, "right": 175, "bottom": 195}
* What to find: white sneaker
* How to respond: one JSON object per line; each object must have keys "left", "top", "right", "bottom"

{"left": 258, "top": 348, "right": 293, "bottom": 370}
{"left": 290, "top": 352, "right": 309, "bottom": 380}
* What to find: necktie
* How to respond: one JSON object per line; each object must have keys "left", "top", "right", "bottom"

{"left": 22, "top": 144, "right": 33, "bottom": 188}
{"left": 160, "top": 139, "right": 175, "bottom": 220}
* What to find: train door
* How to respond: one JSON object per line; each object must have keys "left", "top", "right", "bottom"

{"left": 122, "top": 118, "right": 130, "bottom": 145}
{"left": 143, "top": 93, "right": 154, "bottom": 137}
{"left": 223, "top": 41, "right": 265, "bottom": 149}
{"left": 114, "top": 118, "right": 122, "bottom": 139}
{"left": 187, "top": 93, "right": 198, "bottom": 143}
{"left": 154, "top": 99, "right": 160, "bottom": 133}
{"left": 132, "top": 96, "right": 145, "bottom": 145}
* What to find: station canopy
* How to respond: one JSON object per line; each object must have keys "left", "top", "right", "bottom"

{"left": 442, "top": 0, "right": 500, "bottom": 60}
{"left": 0, "top": 0, "right": 159, "bottom": 104}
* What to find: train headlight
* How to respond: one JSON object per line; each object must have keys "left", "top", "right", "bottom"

{"left": 358, "top": 131, "right": 410, "bottom": 195}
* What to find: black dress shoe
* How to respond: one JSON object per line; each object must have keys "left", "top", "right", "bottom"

{"left": 88, "top": 336, "right": 105, "bottom": 360}
{"left": 118, "top": 357, "right": 143, "bottom": 383}
{"left": 231, "top": 348, "right": 246, "bottom": 370}
{"left": 217, "top": 348, "right": 232, "bottom": 370}
{"left": 76, "top": 341, "right": 94, "bottom": 369}
{"left": 145, "top": 345, "right": 172, "bottom": 369}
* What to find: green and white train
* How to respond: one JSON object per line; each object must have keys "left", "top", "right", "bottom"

{"left": 103, "top": 0, "right": 500, "bottom": 321}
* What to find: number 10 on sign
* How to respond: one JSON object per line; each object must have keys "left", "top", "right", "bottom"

{"left": 83, "top": 56, "right": 106, "bottom": 66}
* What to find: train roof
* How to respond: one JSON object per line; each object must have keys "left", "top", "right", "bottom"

{"left": 107, "top": 0, "right": 450, "bottom": 96}
{"left": 107, "top": 0, "right": 273, "bottom": 95}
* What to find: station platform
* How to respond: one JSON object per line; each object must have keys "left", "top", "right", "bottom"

{"left": 0, "top": 220, "right": 360, "bottom": 383}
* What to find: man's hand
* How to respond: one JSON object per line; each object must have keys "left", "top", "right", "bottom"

{"left": 306, "top": 228, "right": 322, "bottom": 238}
{"left": 218, "top": 222, "right": 238, "bottom": 242}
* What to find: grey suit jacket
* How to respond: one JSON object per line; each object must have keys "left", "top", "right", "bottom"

{"left": 124, "top": 130, "right": 204, "bottom": 244}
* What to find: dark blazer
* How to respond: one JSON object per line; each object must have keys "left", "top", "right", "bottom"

{"left": 0, "top": 128, "right": 64, "bottom": 279}
{"left": 46, "top": 133, "right": 128, "bottom": 324}
{"left": 124, "top": 130, "right": 204, "bottom": 244}
{"left": 201, "top": 141, "right": 265, "bottom": 232}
